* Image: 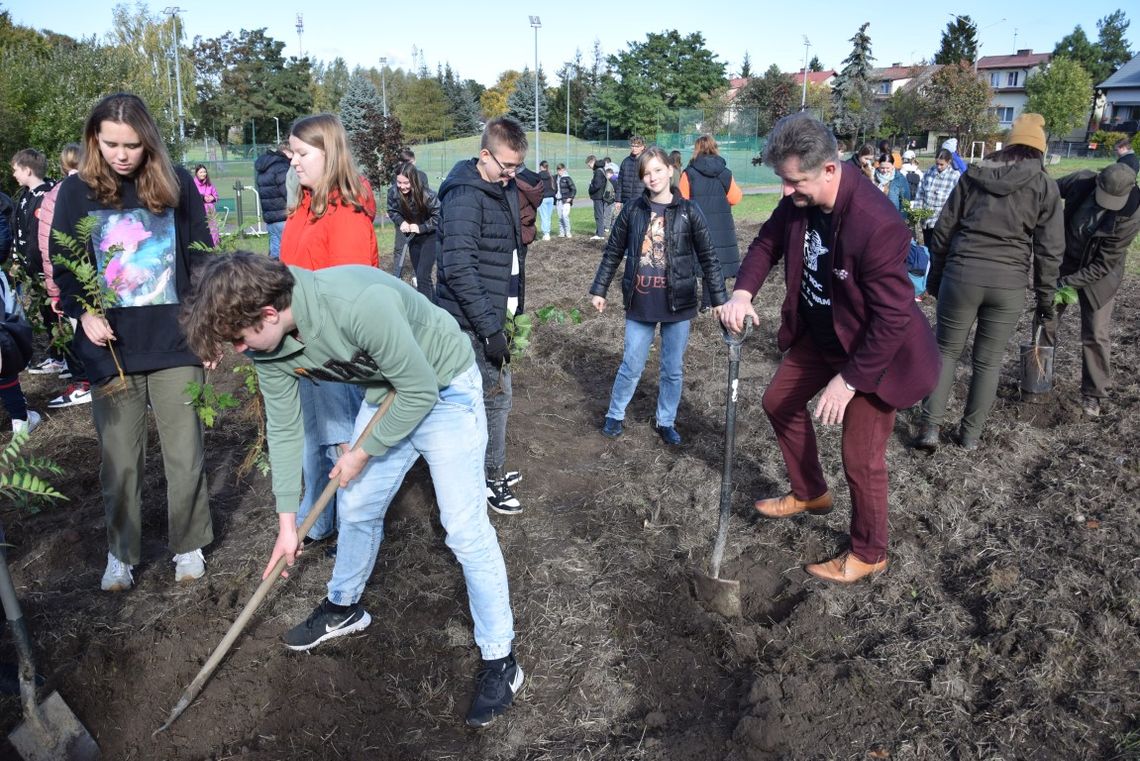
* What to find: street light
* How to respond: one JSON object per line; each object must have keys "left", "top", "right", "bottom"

{"left": 800, "top": 36, "right": 811, "bottom": 111}
{"left": 565, "top": 62, "right": 571, "bottom": 166}
{"left": 379, "top": 57, "right": 388, "bottom": 118}
{"left": 162, "top": 7, "right": 185, "bottom": 145}
{"left": 529, "top": 16, "right": 541, "bottom": 163}
{"left": 272, "top": 116, "right": 281, "bottom": 146}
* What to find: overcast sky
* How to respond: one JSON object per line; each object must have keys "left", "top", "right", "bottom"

{"left": 6, "top": 1, "right": 1129, "bottom": 87}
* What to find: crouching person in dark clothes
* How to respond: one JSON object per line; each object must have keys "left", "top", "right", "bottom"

{"left": 181, "top": 253, "right": 522, "bottom": 728}
{"left": 718, "top": 113, "right": 939, "bottom": 584}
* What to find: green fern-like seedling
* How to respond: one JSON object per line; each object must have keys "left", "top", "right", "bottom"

{"left": 0, "top": 434, "right": 66, "bottom": 513}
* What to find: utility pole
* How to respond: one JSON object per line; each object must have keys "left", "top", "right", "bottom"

{"left": 162, "top": 7, "right": 185, "bottom": 145}
{"left": 800, "top": 36, "right": 811, "bottom": 110}
{"left": 529, "top": 17, "right": 542, "bottom": 164}
{"left": 379, "top": 57, "right": 389, "bottom": 117}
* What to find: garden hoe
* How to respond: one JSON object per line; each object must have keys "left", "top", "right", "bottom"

{"left": 0, "top": 553, "right": 99, "bottom": 760}
{"left": 154, "top": 393, "right": 395, "bottom": 736}
{"left": 693, "top": 316, "right": 752, "bottom": 619}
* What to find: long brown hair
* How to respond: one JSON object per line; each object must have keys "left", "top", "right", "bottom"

{"left": 79, "top": 93, "right": 180, "bottom": 214}
{"left": 689, "top": 134, "right": 720, "bottom": 164}
{"left": 289, "top": 113, "right": 369, "bottom": 220}
{"left": 395, "top": 162, "right": 430, "bottom": 223}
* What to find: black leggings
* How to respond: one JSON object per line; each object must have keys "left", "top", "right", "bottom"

{"left": 393, "top": 232, "right": 438, "bottom": 303}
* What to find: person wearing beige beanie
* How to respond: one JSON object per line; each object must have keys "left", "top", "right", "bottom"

{"left": 915, "top": 112, "right": 1064, "bottom": 451}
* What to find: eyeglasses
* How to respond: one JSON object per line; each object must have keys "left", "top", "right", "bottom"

{"left": 485, "top": 150, "right": 521, "bottom": 175}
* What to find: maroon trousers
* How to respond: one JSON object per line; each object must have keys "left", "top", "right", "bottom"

{"left": 761, "top": 335, "right": 896, "bottom": 563}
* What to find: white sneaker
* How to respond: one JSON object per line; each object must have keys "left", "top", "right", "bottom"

{"left": 542, "top": 233, "right": 551, "bottom": 241}
{"left": 47, "top": 382, "right": 92, "bottom": 409}
{"left": 590, "top": 235, "right": 603, "bottom": 240}
{"left": 173, "top": 548, "right": 206, "bottom": 582}
{"left": 567, "top": 233, "right": 573, "bottom": 238}
{"left": 11, "top": 410, "right": 41, "bottom": 436}
{"left": 101, "top": 552, "right": 134, "bottom": 592}
{"left": 28, "top": 358, "right": 66, "bottom": 375}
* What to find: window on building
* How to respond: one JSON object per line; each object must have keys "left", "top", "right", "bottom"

{"left": 878, "top": 81, "right": 891, "bottom": 95}
{"left": 990, "top": 72, "right": 1002, "bottom": 87}
{"left": 989, "top": 106, "right": 1014, "bottom": 124}
{"left": 1006, "top": 71, "right": 1020, "bottom": 87}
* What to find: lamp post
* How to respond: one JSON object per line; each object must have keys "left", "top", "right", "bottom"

{"left": 379, "top": 57, "right": 388, "bottom": 117}
{"left": 800, "top": 36, "right": 811, "bottom": 111}
{"left": 565, "top": 62, "right": 571, "bottom": 166}
{"left": 162, "top": 7, "right": 185, "bottom": 144}
{"left": 272, "top": 116, "right": 280, "bottom": 146}
{"left": 529, "top": 16, "right": 541, "bottom": 163}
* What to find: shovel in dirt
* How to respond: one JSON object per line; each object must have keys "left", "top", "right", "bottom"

{"left": 693, "top": 316, "right": 753, "bottom": 619}
{"left": 154, "top": 393, "right": 395, "bottom": 735}
{"left": 0, "top": 553, "right": 99, "bottom": 760}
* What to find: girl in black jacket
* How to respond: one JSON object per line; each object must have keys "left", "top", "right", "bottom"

{"left": 387, "top": 161, "right": 441, "bottom": 301}
{"left": 588, "top": 147, "right": 727, "bottom": 446}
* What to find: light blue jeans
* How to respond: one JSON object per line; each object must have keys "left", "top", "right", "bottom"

{"left": 606, "top": 318, "right": 691, "bottom": 427}
{"left": 296, "top": 379, "right": 364, "bottom": 541}
{"left": 537, "top": 197, "right": 554, "bottom": 237}
{"left": 267, "top": 221, "right": 286, "bottom": 259}
{"left": 326, "top": 364, "right": 514, "bottom": 660}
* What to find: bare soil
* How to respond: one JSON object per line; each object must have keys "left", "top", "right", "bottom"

{"left": 1, "top": 231, "right": 1138, "bottom": 760}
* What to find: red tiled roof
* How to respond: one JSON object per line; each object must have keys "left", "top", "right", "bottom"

{"left": 870, "top": 66, "right": 920, "bottom": 81}
{"left": 976, "top": 52, "right": 1051, "bottom": 69}
{"left": 790, "top": 70, "right": 836, "bottom": 85}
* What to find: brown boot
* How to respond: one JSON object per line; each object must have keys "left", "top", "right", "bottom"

{"left": 753, "top": 490, "right": 833, "bottom": 518}
{"left": 804, "top": 551, "right": 888, "bottom": 583}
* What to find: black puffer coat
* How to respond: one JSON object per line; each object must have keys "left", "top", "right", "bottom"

{"left": 589, "top": 191, "right": 727, "bottom": 313}
{"left": 617, "top": 152, "right": 641, "bottom": 204}
{"left": 436, "top": 158, "right": 523, "bottom": 338}
{"left": 254, "top": 151, "right": 291, "bottom": 224}
{"left": 683, "top": 155, "right": 740, "bottom": 276}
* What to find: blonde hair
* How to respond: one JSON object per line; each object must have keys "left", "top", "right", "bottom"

{"left": 79, "top": 93, "right": 179, "bottom": 214}
{"left": 59, "top": 143, "right": 82, "bottom": 173}
{"left": 289, "top": 113, "right": 369, "bottom": 220}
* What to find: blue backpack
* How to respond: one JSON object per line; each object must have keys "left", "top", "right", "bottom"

{"left": 906, "top": 241, "right": 930, "bottom": 296}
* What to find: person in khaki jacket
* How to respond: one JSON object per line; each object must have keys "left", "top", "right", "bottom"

{"left": 1038, "top": 162, "right": 1140, "bottom": 417}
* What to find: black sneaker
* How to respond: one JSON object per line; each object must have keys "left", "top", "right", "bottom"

{"left": 486, "top": 478, "right": 523, "bottom": 515}
{"left": 465, "top": 653, "right": 524, "bottom": 728}
{"left": 282, "top": 598, "right": 371, "bottom": 651}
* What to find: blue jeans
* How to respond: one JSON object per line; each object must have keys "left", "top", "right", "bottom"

{"left": 296, "top": 380, "right": 364, "bottom": 541}
{"left": 606, "top": 319, "right": 691, "bottom": 427}
{"left": 267, "top": 221, "right": 286, "bottom": 259}
{"left": 537, "top": 197, "right": 554, "bottom": 236}
{"left": 326, "top": 364, "right": 514, "bottom": 660}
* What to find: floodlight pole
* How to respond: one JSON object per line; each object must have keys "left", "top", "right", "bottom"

{"left": 273, "top": 116, "right": 280, "bottom": 146}
{"left": 379, "top": 57, "right": 389, "bottom": 117}
{"left": 565, "top": 63, "right": 571, "bottom": 165}
{"left": 162, "top": 7, "right": 186, "bottom": 145}
{"left": 530, "top": 16, "right": 541, "bottom": 163}
{"left": 800, "top": 36, "right": 811, "bottom": 110}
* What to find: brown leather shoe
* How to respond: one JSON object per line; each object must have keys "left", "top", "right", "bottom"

{"left": 804, "top": 551, "right": 888, "bottom": 583}
{"left": 753, "top": 490, "right": 833, "bottom": 518}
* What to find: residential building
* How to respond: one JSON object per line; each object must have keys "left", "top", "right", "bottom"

{"left": 1098, "top": 53, "right": 1140, "bottom": 133}
{"left": 976, "top": 49, "right": 1051, "bottom": 128}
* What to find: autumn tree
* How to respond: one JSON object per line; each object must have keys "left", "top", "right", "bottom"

{"left": 922, "top": 61, "right": 995, "bottom": 140}
{"left": 396, "top": 76, "right": 453, "bottom": 142}
{"left": 481, "top": 70, "right": 521, "bottom": 119}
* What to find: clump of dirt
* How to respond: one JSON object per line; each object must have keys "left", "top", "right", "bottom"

{"left": 0, "top": 229, "right": 1137, "bottom": 760}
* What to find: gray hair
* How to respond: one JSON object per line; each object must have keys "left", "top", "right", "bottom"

{"left": 763, "top": 113, "right": 838, "bottom": 173}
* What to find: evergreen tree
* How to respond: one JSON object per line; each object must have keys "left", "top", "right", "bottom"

{"left": 739, "top": 51, "right": 753, "bottom": 79}
{"left": 1053, "top": 27, "right": 1099, "bottom": 81}
{"left": 313, "top": 57, "right": 350, "bottom": 113}
{"left": 508, "top": 67, "right": 548, "bottom": 131}
{"left": 1096, "top": 10, "right": 1133, "bottom": 83}
{"left": 438, "top": 63, "right": 480, "bottom": 135}
{"left": 934, "top": 16, "right": 979, "bottom": 65}
{"left": 338, "top": 73, "right": 388, "bottom": 188}
{"left": 808, "top": 55, "right": 824, "bottom": 72}
{"left": 831, "top": 22, "right": 877, "bottom": 138}
{"left": 396, "top": 76, "right": 453, "bottom": 142}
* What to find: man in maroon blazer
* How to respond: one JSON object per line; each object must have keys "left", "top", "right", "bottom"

{"left": 719, "top": 113, "right": 939, "bottom": 583}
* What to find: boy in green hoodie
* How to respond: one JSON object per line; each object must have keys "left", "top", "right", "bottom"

{"left": 181, "top": 252, "right": 522, "bottom": 728}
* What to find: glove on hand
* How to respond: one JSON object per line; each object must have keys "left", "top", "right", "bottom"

{"left": 483, "top": 331, "right": 511, "bottom": 367}
{"left": 1035, "top": 302, "right": 1055, "bottom": 321}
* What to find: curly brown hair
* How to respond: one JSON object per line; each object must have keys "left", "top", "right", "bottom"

{"left": 180, "top": 252, "right": 294, "bottom": 361}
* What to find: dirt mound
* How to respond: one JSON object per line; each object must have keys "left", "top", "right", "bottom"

{"left": 1, "top": 231, "right": 1137, "bottom": 759}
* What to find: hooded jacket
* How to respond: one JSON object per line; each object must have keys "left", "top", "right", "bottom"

{"left": 254, "top": 151, "right": 292, "bottom": 225}
{"left": 617, "top": 152, "right": 642, "bottom": 204}
{"left": 589, "top": 190, "right": 727, "bottom": 314}
{"left": 929, "top": 158, "right": 1063, "bottom": 306}
{"left": 436, "top": 158, "right": 523, "bottom": 339}
{"left": 1054, "top": 170, "right": 1140, "bottom": 310}
{"left": 679, "top": 155, "right": 742, "bottom": 276}
{"left": 734, "top": 162, "right": 939, "bottom": 410}
{"left": 587, "top": 163, "right": 608, "bottom": 201}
